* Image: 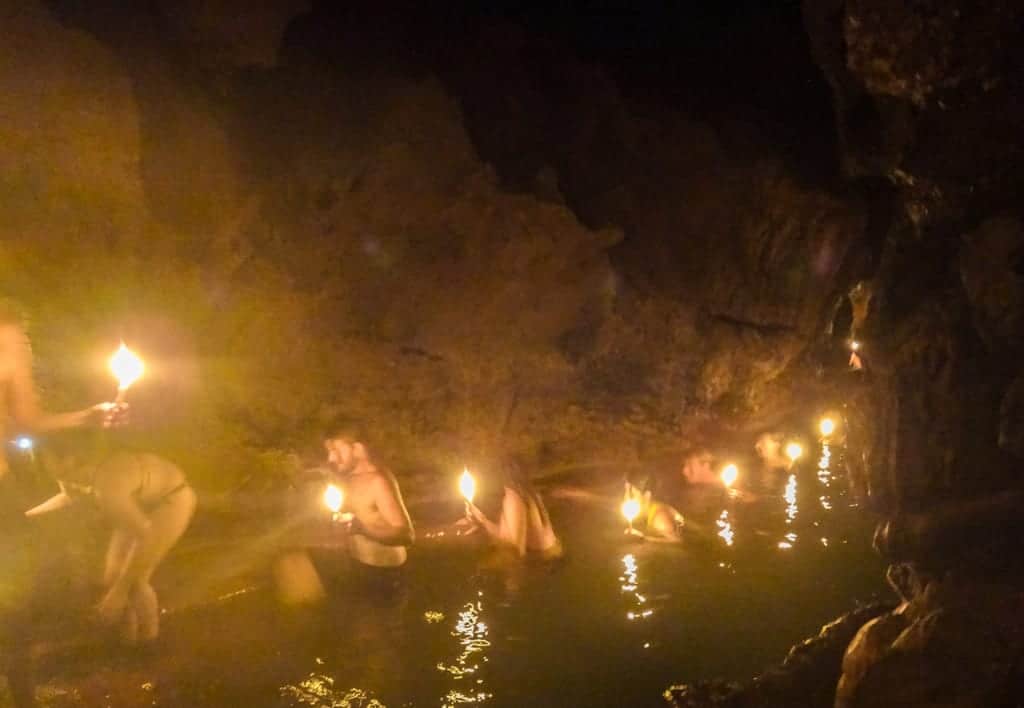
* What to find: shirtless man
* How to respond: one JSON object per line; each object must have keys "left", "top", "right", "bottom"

{"left": 273, "top": 428, "right": 414, "bottom": 604}
{"left": 0, "top": 301, "right": 112, "bottom": 479}
{"left": 326, "top": 430, "right": 414, "bottom": 568}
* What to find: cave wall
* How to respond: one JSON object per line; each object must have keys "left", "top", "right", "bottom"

{"left": 1, "top": 0, "right": 629, "bottom": 489}
{"left": 800, "top": 1, "right": 1024, "bottom": 705}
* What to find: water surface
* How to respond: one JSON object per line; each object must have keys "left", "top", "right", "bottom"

{"left": 38, "top": 443, "right": 887, "bottom": 708}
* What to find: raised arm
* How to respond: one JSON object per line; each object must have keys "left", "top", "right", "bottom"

{"left": 7, "top": 338, "right": 96, "bottom": 433}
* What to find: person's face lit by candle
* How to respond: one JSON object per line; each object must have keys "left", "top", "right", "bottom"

{"left": 325, "top": 437, "right": 363, "bottom": 474}
{"left": 681, "top": 449, "right": 714, "bottom": 484}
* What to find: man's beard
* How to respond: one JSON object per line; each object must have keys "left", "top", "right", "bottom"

{"left": 335, "top": 457, "right": 357, "bottom": 475}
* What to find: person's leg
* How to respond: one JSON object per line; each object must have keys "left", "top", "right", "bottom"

{"left": 132, "top": 582, "right": 159, "bottom": 642}
{"left": 99, "top": 487, "right": 197, "bottom": 639}
{"left": 103, "top": 530, "right": 135, "bottom": 589}
{"left": 119, "top": 605, "right": 139, "bottom": 644}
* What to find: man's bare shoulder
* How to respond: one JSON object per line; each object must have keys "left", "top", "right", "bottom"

{"left": 364, "top": 466, "right": 404, "bottom": 494}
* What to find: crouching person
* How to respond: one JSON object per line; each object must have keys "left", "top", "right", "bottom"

{"left": 26, "top": 440, "right": 196, "bottom": 645}
{"left": 273, "top": 428, "right": 414, "bottom": 605}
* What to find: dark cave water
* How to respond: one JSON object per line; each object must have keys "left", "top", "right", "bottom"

{"left": 34, "top": 443, "right": 887, "bottom": 708}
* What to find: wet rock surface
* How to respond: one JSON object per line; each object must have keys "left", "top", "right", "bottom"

{"left": 664, "top": 604, "right": 891, "bottom": 708}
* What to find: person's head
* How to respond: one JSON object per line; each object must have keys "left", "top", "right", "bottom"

{"left": 0, "top": 299, "right": 29, "bottom": 379}
{"left": 38, "top": 430, "right": 102, "bottom": 483}
{"left": 496, "top": 454, "right": 531, "bottom": 497}
{"left": 754, "top": 433, "right": 782, "bottom": 460}
{"left": 680, "top": 446, "right": 714, "bottom": 484}
{"left": 324, "top": 426, "right": 370, "bottom": 473}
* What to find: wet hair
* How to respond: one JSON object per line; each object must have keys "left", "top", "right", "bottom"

{"left": 497, "top": 454, "right": 531, "bottom": 497}
{"left": 38, "top": 429, "right": 108, "bottom": 479}
{"left": 495, "top": 454, "right": 551, "bottom": 525}
{"left": 324, "top": 423, "right": 374, "bottom": 460}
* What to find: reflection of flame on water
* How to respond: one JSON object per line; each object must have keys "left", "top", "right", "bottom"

{"left": 619, "top": 554, "right": 653, "bottom": 622}
{"left": 716, "top": 510, "right": 734, "bottom": 546}
{"left": 280, "top": 675, "right": 387, "bottom": 707}
{"left": 818, "top": 442, "right": 833, "bottom": 510}
{"left": 437, "top": 595, "right": 493, "bottom": 707}
{"left": 784, "top": 475, "right": 798, "bottom": 523}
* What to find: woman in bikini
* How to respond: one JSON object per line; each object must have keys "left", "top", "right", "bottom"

{"left": 26, "top": 446, "right": 196, "bottom": 644}
{"left": 465, "top": 455, "right": 563, "bottom": 560}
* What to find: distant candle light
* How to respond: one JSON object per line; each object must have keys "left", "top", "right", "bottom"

{"left": 819, "top": 417, "right": 836, "bottom": 437}
{"left": 720, "top": 463, "right": 738, "bottom": 488}
{"left": 785, "top": 442, "right": 803, "bottom": 462}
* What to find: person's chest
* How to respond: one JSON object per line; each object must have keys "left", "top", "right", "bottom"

{"left": 345, "top": 475, "right": 379, "bottom": 517}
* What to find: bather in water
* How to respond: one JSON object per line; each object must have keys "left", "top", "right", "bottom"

{"left": 464, "top": 454, "right": 563, "bottom": 560}
{"left": 27, "top": 442, "right": 196, "bottom": 645}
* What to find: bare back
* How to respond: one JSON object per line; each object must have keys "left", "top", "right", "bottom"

{"left": 92, "top": 452, "right": 188, "bottom": 515}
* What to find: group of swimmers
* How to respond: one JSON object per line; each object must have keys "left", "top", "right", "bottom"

{"left": 624, "top": 432, "right": 808, "bottom": 543}
{"left": 2, "top": 299, "right": 566, "bottom": 648}
{"left": 274, "top": 429, "right": 564, "bottom": 605}
{"left": 1, "top": 297, "right": 806, "bottom": 658}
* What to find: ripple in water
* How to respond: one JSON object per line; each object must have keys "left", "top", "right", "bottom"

{"left": 436, "top": 591, "right": 492, "bottom": 706}
{"left": 280, "top": 674, "right": 387, "bottom": 707}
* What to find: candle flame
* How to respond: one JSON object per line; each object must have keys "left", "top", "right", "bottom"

{"left": 621, "top": 498, "right": 641, "bottom": 523}
{"left": 323, "top": 483, "right": 344, "bottom": 513}
{"left": 720, "top": 463, "right": 738, "bottom": 488}
{"left": 785, "top": 442, "right": 803, "bottom": 461}
{"left": 459, "top": 468, "right": 476, "bottom": 503}
{"left": 109, "top": 342, "right": 144, "bottom": 392}
{"left": 850, "top": 340, "right": 861, "bottom": 351}
{"left": 819, "top": 417, "right": 836, "bottom": 437}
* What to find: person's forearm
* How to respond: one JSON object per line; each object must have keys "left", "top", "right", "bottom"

{"left": 20, "top": 408, "right": 91, "bottom": 433}
{"left": 24, "top": 492, "right": 73, "bottom": 517}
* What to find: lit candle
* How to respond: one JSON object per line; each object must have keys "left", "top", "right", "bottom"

{"left": 323, "top": 483, "right": 344, "bottom": 514}
{"left": 819, "top": 417, "right": 836, "bottom": 437}
{"left": 621, "top": 498, "right": 641, "bottom": 533}
{"left": 785, "top": 442, "right": 803, "bottom": 462}
{"left": 720, "top": 463, "right": 738, "bottom": 488}
{"left": 459, "top": 467, "right": 476, "bottom": 505}
{"left": 109, "top": 342, "right": 144, "bottom": 403}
